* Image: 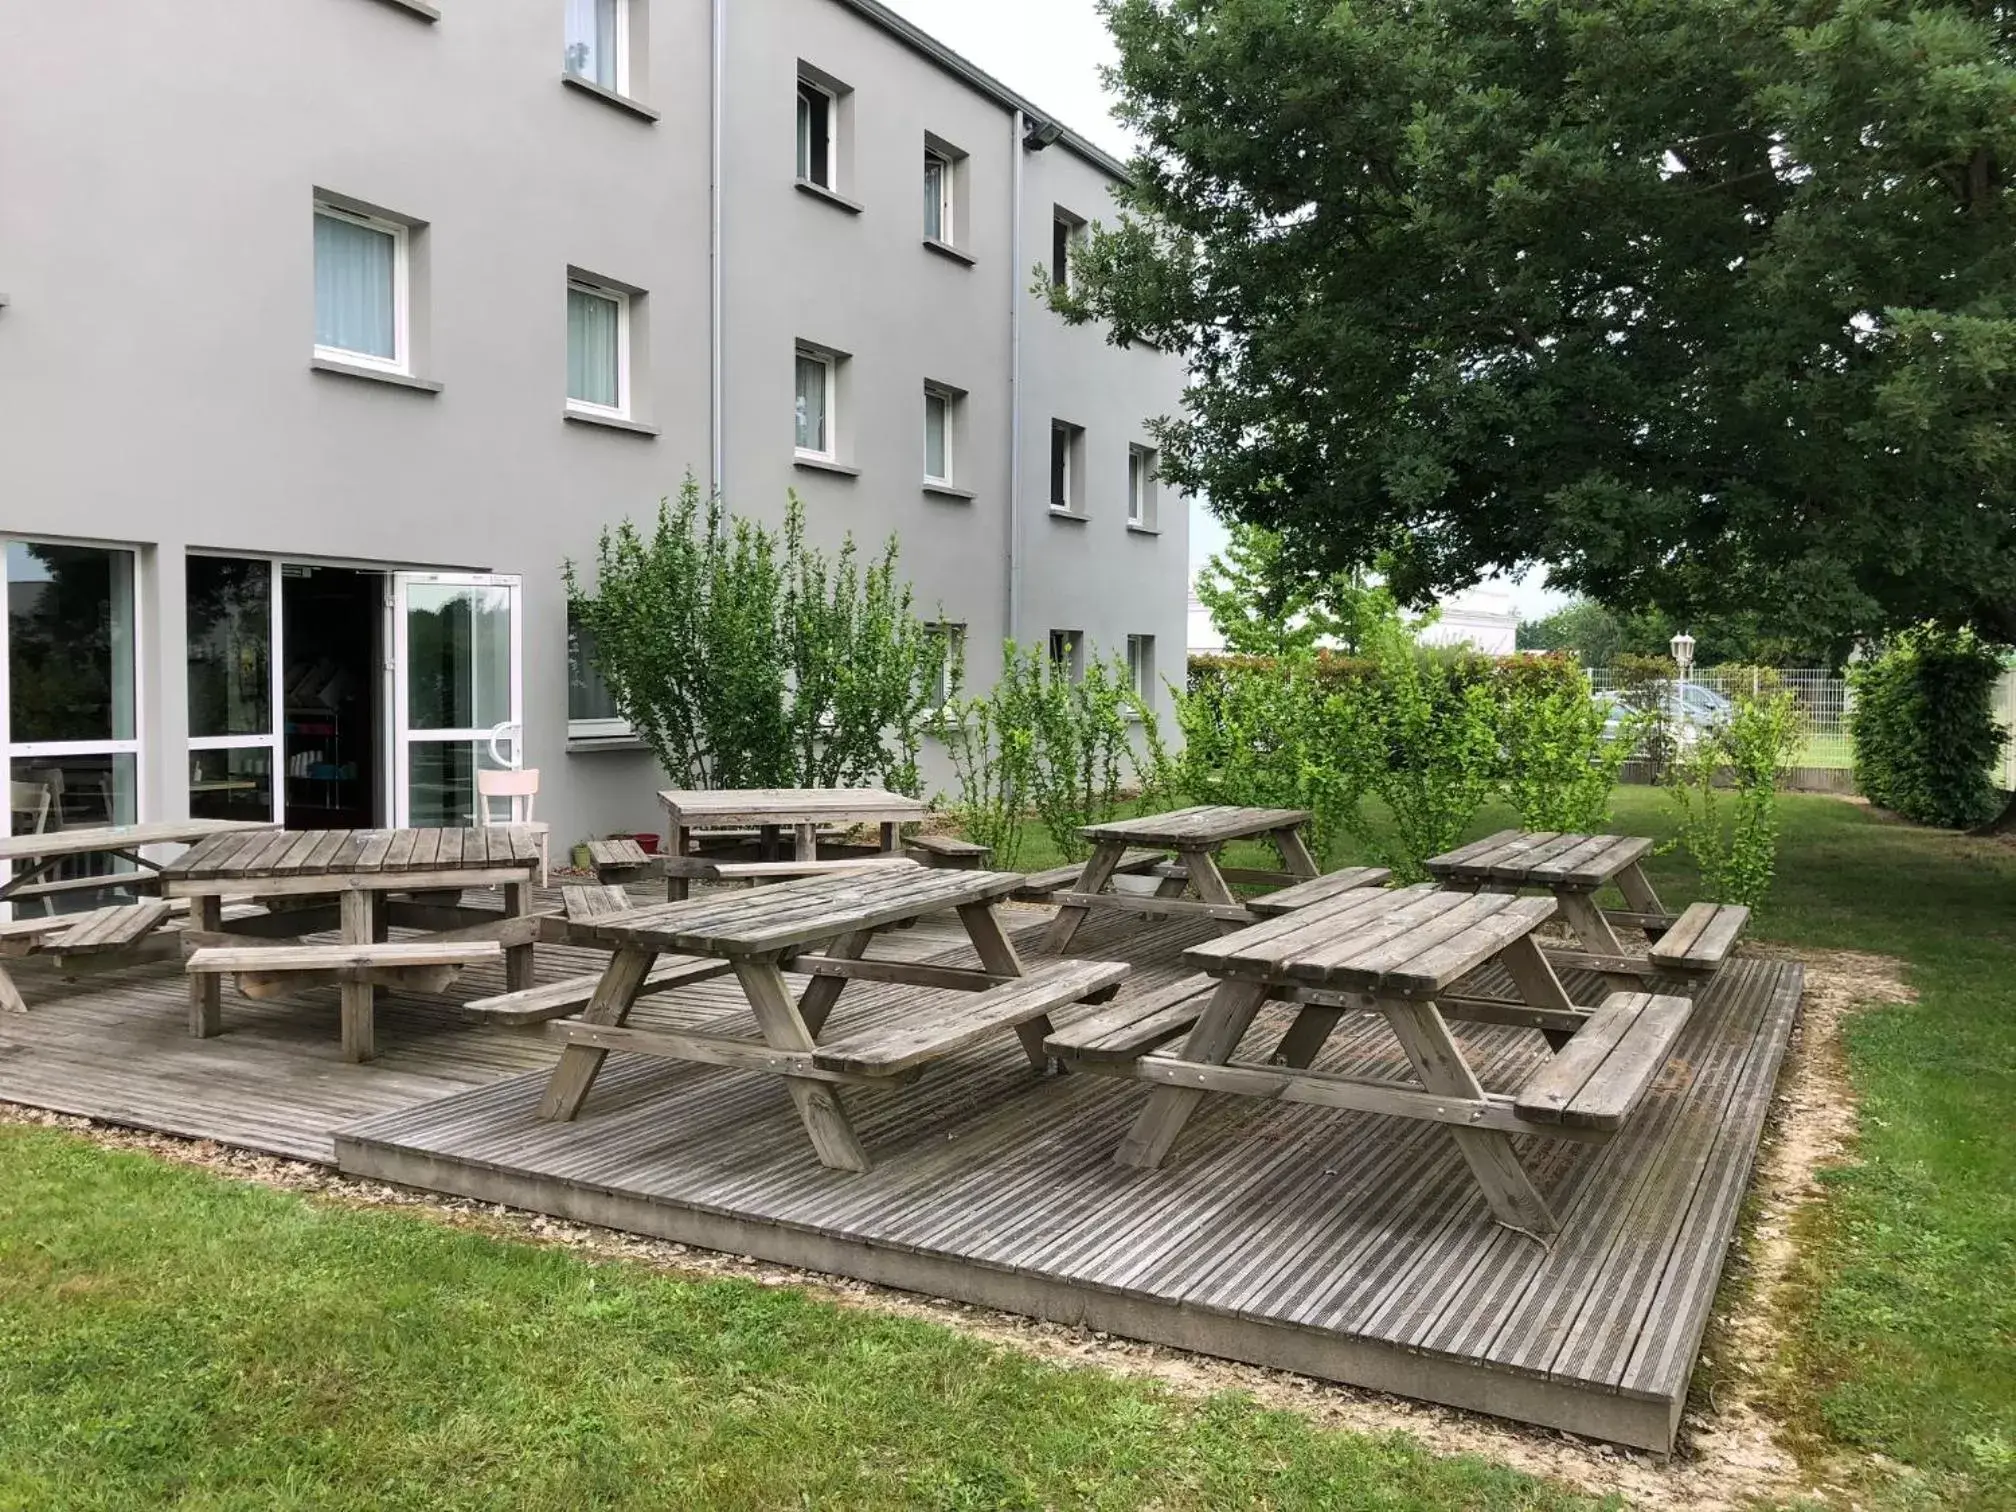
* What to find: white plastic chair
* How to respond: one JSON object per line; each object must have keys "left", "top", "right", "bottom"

{"left": 476, "top": 767, "right": 549, "bottom": 887}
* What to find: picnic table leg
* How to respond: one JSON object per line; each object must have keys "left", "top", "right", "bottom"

{"left": 879, "top": 822, "right": 900, "bottom": 853}
{"left": 959, "top": 901, "right": 1050, "bottom": 1070}
{"left": 1497, "top": 934, "right": 1583, "bottom": 1053}
{"left": 1556, "top": 887, "right": 1628, "bottom": 957}
{"left": 666, "top": 822, "right": 688, "bottom": 902}
{"left": 1271, "top": 825, "right": 1321, "bottom": 881}
{"left": 502, "top": 880, "right": 536, "bottom": 992}
{"left": 1117, "top": 978, "right": 1270, "bottom": 1168}
{"left": 735, "top": 957, "right": 872, "bottom": 1172}
{"left": 1040, "top": 839, "right": 1127, "bottom": 954}
{"left": 1181, "top": 846, "right": 1252, "bottom": 934}
{"left": 1272, "top": 1005, "right": 1345, "bottom": 1068}
{"left": 759, "top": 825, "right": 780, "bottom": 862}
{"left": 538, "top": 944, "right": 659, "bottom": 1120}
{"left": 1380, "top": 995, "right": 1557, "bottom": 1235}
{"left": 339, "top": 888, "right": 376, "bottom": 1064}
{"left": 1614, "top": 862, "right": 1669, "bottom": 940}
{"left": 798, "top": 927, "right": 872, "bottom": 1038}
{"left": 794, "top": 823, "right": 819, "bottom": 862}
{"left": 0, "top": 961, "right": 26, "bottom": 1015}
{"left": 187, "top": 893, "right": 223, "bottom": 1038}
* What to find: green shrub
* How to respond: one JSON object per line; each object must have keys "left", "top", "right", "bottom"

{"left": 567, "top": 481, "right": 943, "bottom": 794}
{"left": 1850, "top": 628, "right": 2007, "bottom": 829}
{"left": 1667, "top": 689, "right": 1806, "bottom": 907}
{"left": 1174, "top": 652, "right": 1344, "bottom": 851}
{"left": 1496, "top": 658, "right": 1642, "bottom": 832}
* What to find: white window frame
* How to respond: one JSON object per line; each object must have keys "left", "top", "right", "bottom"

{"left": 1047, "top": 628, "right": 1084, "bottom": 683}
{"left": 566, "top": 0, "right": 631, "bottom": 95}
{"left": 923, "top": 384, "right": 955, "bottom": 484}
{"left": 566, "top": 278, "right": 632, "bottom": 421}
{"left": 1050, "top": 421, "right": 1079, "bottom": 514}
{"left": 797, "top": 79, "right": 836, "bottom": 189}
{"left": 567, "top": 604, "right": 632, "bottom": 741}
{"left": 312, "top": 203, "right": 410, "bottom": 377}
{"left": 1128, "top": 445, "right": 1156, "bottom": 528}
{"left": 924, "top": 149, "right": 953, "bottom": 244}
{"left": 795, "top": 346, "right": 838, "bottom": 462}
{"left": 925, "top": 622, "right": 965, "bottom": 713}
{"left": 1126, "top": 634, "right": 1156, "bottom": 703}
{"left": 187, "top": 553, "right": 285, "bottom": 825}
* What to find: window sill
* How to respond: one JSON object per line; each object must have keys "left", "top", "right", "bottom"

{"left": 1048, "top": 508, "right": 1090, "bottom": 524}
{"left": 565, "top": 408, "right": 660, "bottom": 437}
{"left": 794, "top": 454, "right": 862, "bottom": 478}
{"left": 922, "top": 482, "right": 976, "bottom": 502}
{"left": 310, "top": 357, "right": 442, "bottom": 393}
{"left": 922, "top": 238, "right": 975, "bottom": 267}
{"left": 1126, "top": 522, "right": 1162, "bottom": 536}
{"left": 795, "top": 179, "right": 864, "bottom": 215}
{"left": 561, "top": 72, "right": 660, "bottom": 122}
{"left": 366, "top": 0, "right": 439, "bottom": 18}
{"left": 567, "top": 733, "right": 650, "bottom": 754}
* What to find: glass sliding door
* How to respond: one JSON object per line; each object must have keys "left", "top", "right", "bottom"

{"left": 3, "top": 540, "right": 142, "bottom": 911}
{"left": 390, "top": 573, "right": 522, "bottom": 828}
{"left": 187, "top": 554, "right": 282, "bottom": 823}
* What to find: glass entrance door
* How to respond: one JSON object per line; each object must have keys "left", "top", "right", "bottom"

{"left": 389, "top": 573, "right": 522, "bottom": 828}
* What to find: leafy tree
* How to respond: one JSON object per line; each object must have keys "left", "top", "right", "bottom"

{"left": 1516, "top": 597, "right": 1838, "bottom": 667}
{"left": 1195, "top": 522, "right": 1412, "bottom": 655}
{"left": 1062, "top": 0, "right": 2016, "bottom": 653}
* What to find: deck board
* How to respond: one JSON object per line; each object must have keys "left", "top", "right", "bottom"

{"left": 0, "top": 889, "right": 1800, "bottom": 1452}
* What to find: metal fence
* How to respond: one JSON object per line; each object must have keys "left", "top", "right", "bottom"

{"left": 1585, "top": 668, "right": 1853, "bottom": 771}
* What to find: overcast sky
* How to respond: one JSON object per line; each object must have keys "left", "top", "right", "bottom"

{"left": 879, "top": 0, "right": 1562, "bottom": 616}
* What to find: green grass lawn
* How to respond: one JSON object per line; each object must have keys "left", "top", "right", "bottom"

{"left": 0, "top": 1126, "right": 1612, "bottom": 1512}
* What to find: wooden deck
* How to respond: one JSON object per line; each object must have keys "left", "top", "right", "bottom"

{"left": 0, "top": 891, "right": 1801, "bottom": 1452}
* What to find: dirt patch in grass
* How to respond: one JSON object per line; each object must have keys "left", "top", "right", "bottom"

{"left": 0, "top": 945, "right": 1905, "bottom": 1510}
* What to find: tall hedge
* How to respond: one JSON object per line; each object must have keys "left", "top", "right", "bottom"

{"left": 1849, "top": 628, "right": 2007, "bottom": 829}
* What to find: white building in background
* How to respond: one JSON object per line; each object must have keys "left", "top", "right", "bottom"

{"left": 1187, "top": 582, "right": 1520, "bottom": 657}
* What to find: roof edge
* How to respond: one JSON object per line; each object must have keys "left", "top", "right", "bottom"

{"left": 827, "top": 0, "right": 1133, "bottom": 182}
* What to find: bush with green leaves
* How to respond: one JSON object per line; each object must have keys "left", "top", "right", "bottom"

{"left": 566, "top": 480, "right": 941, "bottom": 794}
{"left": 1850, "top": 627, "right": 2007, "bottom": 830}
{"left": 1495, "top": 658, "right": 1642, "bottom": 833}
{"left": 1667, "top": 688, "right": 1806, "bottom": 908}
{"left": 943, "top": 642, "right": 1160, "bottom": 868}
{"left": 1173, "top": 652, "right": 1344, "bottom": 851}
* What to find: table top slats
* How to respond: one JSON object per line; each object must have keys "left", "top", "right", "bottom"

{"left": 1281, "top": 890, "right": 1484, "bottom": 983}
{"left": 658, "top": 787, "right": 928, "bottom": 829}
{"left": 1078, "top": 804, "right": 1311, "bottom": 847}
{"left": 383, "top": 830, "right": 420, "bottom": 870}
{"left": 1424, "top": 828, "right": 1523, "bottom": 871}
{"left": 1309, "top": 891, "right": 1519, "bottom": 980}
{"left": 1549, "top": 835, "right": 1654, "bottom": 887}
{"left": 1184, "top": 884, "right": 1439, "bottom": 976}
{"left": 583, "top": 867, "right": 1028, "bottom": 955}
{"left": 161, "top": 827, "right": 540, "bottom": 883}
{"left": 1428, "top": 829, "right": 1656, "bottom": 889}
{"left": 1378, "top": 896, "right": 1558, "bottom": 994}
{"left": 1519, "top": 833, "right": 1620, "bottom": 883}
{"left": 232, "top": 832, "right": 296, "bottom": 875}
{"left": 437, "top": 830, "right": 463, "bottom": 868}
{"left": 271, "top": 832, "right": 324, "bottom": 875}
{"left": 302, "top": 831, "right": 349, "bottom": 873}
{"left": 0, "top": 818, "right": 275, "bottom": 863}
{"left": 175, "top": 831, "right": 253, "bottom": 874}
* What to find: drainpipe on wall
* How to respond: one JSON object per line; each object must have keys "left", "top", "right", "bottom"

{"left": 709, "top": 0, "right": 727, "bottom": 503}
{"left": 1006, "top": 110, "right": 1026, "bottom": 647}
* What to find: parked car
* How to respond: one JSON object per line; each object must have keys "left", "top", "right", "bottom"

{"left": 1595, "top": 682, "right": 1734, "bottom": 745}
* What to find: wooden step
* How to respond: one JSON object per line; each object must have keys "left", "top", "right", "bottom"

{"left": 812, "top": 958, "right": 1131, "bottom": 1076}
{"left": 1248, "top": 867, "right": 1392, "bottom": 918}
{"left": 1012, "top": 849, "right": 1167, "bottom": 900}
{"left": 1514, "top": 990, "right": 1694, "bottom": 1130}
{"left": 563, "top": 883, "right": 639, "bottom": 921}
{"left": 1647, "top": 902, "right": 1750, "bottom": 974}
{"left": 1044, "top": 972, "right": 1219, "bottom": 1062}
{"left": 461, "top": 956, "right": 734, "bottom": 1026}
{"left": 48, "top": 899, "right": 173, "bottom": 955}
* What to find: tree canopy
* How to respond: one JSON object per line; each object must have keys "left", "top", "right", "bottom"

{"left": 1194, "top": 521, "right": 1413, "bottom": 654}
{"left": 1062, "top": 0, "right": 2016, "bottom": 649}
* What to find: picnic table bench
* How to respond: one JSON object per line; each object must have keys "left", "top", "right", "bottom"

{"left": 161, "top": 826, "right": 544, "bottom": 1062}
{"left": 541, "top": 866, "right": 1130, "bottom": 1171}
{"left": 659, "top": 787, "right": 927, "bottom": 900}
{"left": 1086, "top": 882, "right": 1692, "bottom": 1237}
{"left": 1426, "top": 829, "right": 1748, "bottom": 987}
{"left": 1042, "top": 806, "right": 1322, "bottom": 953}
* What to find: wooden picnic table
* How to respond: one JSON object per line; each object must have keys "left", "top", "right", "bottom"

{"left": 0, "top": 818, "right": 275, "bottom": 906}
{"left": 1042, "top": 805, "right": 1320, "bottom": 953}
{"left": 658, "top": 787, "right": 928, "bottom": 899}
{"left": 160, "top": 826, "right": 544, "bottom": 1062}
{"left": 542, "top": 867, "right": 1129, "bottom": 1172}
{"left": 1113, "top": 882, "right": 1693, "bottom": 1237}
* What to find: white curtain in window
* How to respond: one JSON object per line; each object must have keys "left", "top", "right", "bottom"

{"left": 568, "top": 287, "right": 620, "bottom": 408}
{"left": 924, "top": 158, "right": 945, "bottom": 241}
{"left": 314, "top": 212, "right": 395, "bottom": 360}
{"left": 565, "top": 0, "right": 618, "bottom": 87}
{"left": 796, "top": 355, "right": 828, "bottom": 452}
{"left": 924, "top": 392, "right": 948, "bottom": 479}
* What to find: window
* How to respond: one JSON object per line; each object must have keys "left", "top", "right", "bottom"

{"left": 564, "top": 0, "right": 627, "bottom": 92}
{"left": 1126, "top": 635, "right": 1157, "bottom": 707}
{"left": 567, "top": 278, "right": 629, "bottom": 418}
{"left": 924, "top": 385, "right": 955, "bottom": 483}
{"left": 795, "top": 347, "right": 837, "bottom": 460}
{"left": 314, "top": 203, "right": 408, "bottom": 373}
{"left": 924, "top": 623, "right": 965, "bottom": 710}
{"left": 924, "top": 150, "right": 951, "bottom": 242}
{"left": 568, "top": 606, "right": 630, "bottom": 739}
{"left": 6, "top": 541, "right": 141, "bottom": 910}
{"left": 188, "top": 555, "right": 282, "bottom": 824}
{"left": 1050, "top": 421, "right": 1084, "bottom": 514}
{"left": 1047, "top": 629, "right": 1085, "bottom": 683}
{"left": 797, "top": 79, "right": 834, "bottom": 188}
{"left": 1052, "top": 208, "right": 1084, "bottom": 288}
{"left": 1128, "top": 445, "right": 1158, "bottom": 529}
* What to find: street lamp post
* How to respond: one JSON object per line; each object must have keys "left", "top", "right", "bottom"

{"left": 1671, "top": 630, "right": 1696, "bottom": 746}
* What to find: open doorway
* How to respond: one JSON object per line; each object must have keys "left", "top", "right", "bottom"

{"left": 281, "top": 566, "right": 380, "bottom": 829}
